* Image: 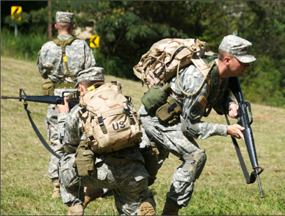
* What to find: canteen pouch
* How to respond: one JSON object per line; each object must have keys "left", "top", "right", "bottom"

{"left": 42, "top": 81, "right": 55, "bottom": 96}
{"left": 74, "top": 141, "right": 95, "bottom": 177}
{"left": 140, "top": 142, "right": 159, "bottom": 186}
{"left": 156, "top": 96, "right": 182, "bottom": 125}
{"left": 141, "top": 82, "right": 171, "bottom": 114}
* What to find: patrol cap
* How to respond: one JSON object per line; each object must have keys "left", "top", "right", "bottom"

{"left": 219, "top": 35, "right": 256, "bottom": 63}
{"left": 74, "top": 67, "right": 105, "bottom": 88}
{"left": 56, "top": 11, "right": 74, "bottom": 23}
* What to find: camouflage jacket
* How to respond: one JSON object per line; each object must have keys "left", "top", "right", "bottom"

{"left": 139, "top": 60, "right": 235, "bottom": 139}
{"left": 37, "top": 34, "right": 96, "bottom": 83}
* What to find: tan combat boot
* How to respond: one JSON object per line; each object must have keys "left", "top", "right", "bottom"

{"left": 161, "top": 202, "right": 181, "bottom": 215}
{"left": 67, "top": 205, "right": 84, "bottom": 215}
{"left": 138, "top": 200, "right": 156, "bottom": 215}
{"left": 51, "top": 182, "right": 61, "bottom": 198}
{"left": 82, "top": 187, "right": 103, "bottom": 209}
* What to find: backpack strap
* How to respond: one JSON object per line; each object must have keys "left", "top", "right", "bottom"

{"left": 176, "top": 57, "right": 215, "bottom": 97}
{"left": 53, "top": 37, "right": 77, "bottom": 83}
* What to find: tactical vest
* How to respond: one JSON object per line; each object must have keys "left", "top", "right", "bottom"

{"left": 53, "top": 37, "right": 77, "bottom": 83}
{"left": 42, "top": 37, "right": 78, "bottom": 96}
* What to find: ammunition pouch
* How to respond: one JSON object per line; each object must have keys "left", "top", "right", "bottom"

{"left": 156, "top": 96, "right": 182, "bottom": 125}
{"left": 42, "top": 81, "right": 55, "bottom": 96}
{"left": 141, "top": 83, "right": 171, "bottom": 114}
{"left": 42, "top": 81, "right": 76, "bottom": 96}
{"left": 140, "top": 142, "right": 159, "bottom": 186}
{"left": 74, "top": 141, "right": 95, "bottom": 177}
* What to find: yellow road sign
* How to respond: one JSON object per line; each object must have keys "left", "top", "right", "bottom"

{"left": 90, "top": 35, "right": 100, "bottom": 48}
{"left": 11, "top": 6, "right": 22, "bottom": 21}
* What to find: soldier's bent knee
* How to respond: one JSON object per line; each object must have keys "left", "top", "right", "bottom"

{"left": 181, "top": 151, "right": 207, "bottom": 181}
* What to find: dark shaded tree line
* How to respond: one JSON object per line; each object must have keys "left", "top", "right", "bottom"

{"left": 2, "top": 1, "right": 284, "bottom": 107}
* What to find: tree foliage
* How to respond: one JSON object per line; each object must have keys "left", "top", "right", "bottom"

{"left": 1, "top": 1, "right": 285, "bottom": 108}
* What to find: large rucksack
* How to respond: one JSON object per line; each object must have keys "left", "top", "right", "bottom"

{"left": 78, "top": 82, "right": 142, "bottom": 154}
{"left": 133, "top": 38, "right": 214, "bottom": 89}
{"left": 133, "top": 38, "right": 217, "bottom": 124}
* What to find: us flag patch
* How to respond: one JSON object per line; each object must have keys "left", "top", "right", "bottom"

{"left": 199, "top": 96, "right": 207, "bottom": 108}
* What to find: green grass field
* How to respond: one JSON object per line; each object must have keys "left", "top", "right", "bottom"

{"left": 1, "top": 56, "right": 285, "bottom": 215}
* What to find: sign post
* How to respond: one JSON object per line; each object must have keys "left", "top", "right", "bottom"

{"left": 11, "top": 6, "right": 22, "bottom": 37}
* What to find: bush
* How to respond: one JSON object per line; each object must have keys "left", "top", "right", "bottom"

{"left": 1, "top": 27, "right": 48, "bottom": 61}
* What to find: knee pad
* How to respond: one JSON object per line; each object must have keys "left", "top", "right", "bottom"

{"left": 181, "top": 151, "right": 207, "bottom": 181}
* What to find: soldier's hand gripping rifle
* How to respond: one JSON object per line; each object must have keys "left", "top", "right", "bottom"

{"left": 1, "top": 89, "right": 80, "bottom": 159}
{"left": 225, "top": 77, "right": 264, "bottom": 198}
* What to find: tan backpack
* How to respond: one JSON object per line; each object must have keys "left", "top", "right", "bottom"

{"left": 133, "top": 38, "right": 214, "bottom": 89}
{"left": 78, "top": 82, "right": 142, "bottom": 154}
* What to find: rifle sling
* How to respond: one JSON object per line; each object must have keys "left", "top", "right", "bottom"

{"left": 23, "top": 102, "right": 61, "bottom": 159}
{"left": 224, "top": 113, "right": 256, "bottom": 184}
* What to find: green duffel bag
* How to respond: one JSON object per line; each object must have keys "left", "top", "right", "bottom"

{"left": 141, "top": 82, "right": 171, "bottom": 114}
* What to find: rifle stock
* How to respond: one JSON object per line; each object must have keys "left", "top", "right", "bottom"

{"left": 227, "top": 77, "right": 264, "bottom": 198}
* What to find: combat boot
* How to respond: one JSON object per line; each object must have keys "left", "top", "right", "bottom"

{"left": 82, "top": 187, "right": 103, "bottom": 209}
{"left": 138, "top": 200, "right": 156, "bottom": 215}
{"left": 51, "top": 182, "right": 61, "bottom": 198}
{"left": 67, "top": 205, "right": 84, "bottom": 215}
{"left": 161, "top": 202, "right": 181, "bottom": 215}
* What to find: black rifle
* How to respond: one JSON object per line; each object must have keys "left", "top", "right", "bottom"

{"left": 1, "top": 88, "right": 79, "bottom": 109}
{"left": 225, "top": 77, "right": 264, "bottom": 198}
{"left": 1, "top": 89, "right": 80, "bottom": 159}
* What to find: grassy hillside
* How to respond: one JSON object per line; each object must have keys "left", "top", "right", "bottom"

{"left": 1, "top": 56, "right": 285, "bottom": 215}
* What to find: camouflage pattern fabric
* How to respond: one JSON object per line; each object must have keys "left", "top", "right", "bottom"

{"left": 37, "top": 34, "right": 96, "bottom": 181}
{"left": 218, "top": 35, "right": 256, "bottom": 63}
{"left": 74, "top": 66, "right": 105, "bottom": 87}
{"left": 138, "top": 60, "right": 234, "bottom": 207}
{"left": 57, "top": 105, "right": 156, "bottom": 215}
{"left": 37, "top": 34, "right": 96, "bottom": 83}
{"left": 56, "top": 11, "right": 74, "bottom": 23}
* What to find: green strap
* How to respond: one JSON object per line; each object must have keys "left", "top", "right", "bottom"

{"left": 53, "top": 37, "right": 77, "bottom": 82}
{"left": 208, "top": 63, "right": 220, "bottom": 102}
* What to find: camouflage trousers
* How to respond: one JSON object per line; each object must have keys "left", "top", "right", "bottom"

{"left": 45, "top": 88, "right": 77, "bottom": 181}
{"left": 45, "top": 104, "right": 64, "bottom": 181}
{"left": 140, "top": 115, "right": 206, "bottom": 207}
{"left": 59, "top": 153, "right": 156, "bottom": 215}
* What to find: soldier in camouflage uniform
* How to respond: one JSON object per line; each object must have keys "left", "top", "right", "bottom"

{"left": 36, "top": 11, "right": 96, "bottom": 198}
{"left": 138, "top": 35, "right": 256, "bottom": 215}
{"left": 57, "top": 67, "right": 156, "bottom": 215}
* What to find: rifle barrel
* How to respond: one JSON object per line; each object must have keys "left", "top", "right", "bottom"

{"left": 1, "top": 96, "right": 22, "bottom": 100}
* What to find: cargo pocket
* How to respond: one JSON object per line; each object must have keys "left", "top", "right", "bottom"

{"left": 59, "top": 154, "right": 80, "bottom": 190}
{"left": 130, "top": 165, "right": 149, "bottom": 185}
